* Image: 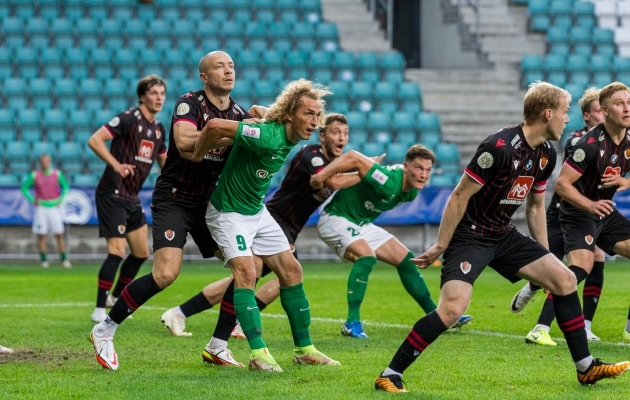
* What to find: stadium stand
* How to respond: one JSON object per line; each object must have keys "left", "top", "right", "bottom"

{"left": 0, "top": 0, "right": 457, "bottom": 187}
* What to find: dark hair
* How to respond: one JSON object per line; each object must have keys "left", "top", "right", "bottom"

{"left": 405, "top": 144, "right": 436, "bottom": 164}
{"left": 136, "top": 74, "right": 167, "bottom": 102}
{"left": 322, "top": 113, "right": 348, "bottom": 132}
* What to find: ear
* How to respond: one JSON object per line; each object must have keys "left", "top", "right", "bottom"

{"left": 544, "top": 109, "right": 552, "bottom": 122}
{"left": 286, "top": 113, "right": 292, "bottom": 122}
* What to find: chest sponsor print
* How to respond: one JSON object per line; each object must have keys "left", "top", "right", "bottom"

{"left": 500, "top": 176, "right": 535, "bottom": 205}
{"left": 135, "top": 139, "right": 155, "bottom": 163}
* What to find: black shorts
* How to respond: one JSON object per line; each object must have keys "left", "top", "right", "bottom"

{"left": 560, "top": 208, "right": 630, "bottom": 256}
{"left": 95, "top": 194, "right": 146, "bottom": 238}
{"left": 151, "top": 199, "right": 218, "bottom": 258}
{"left": 261, "top": 212, "right": 299, "bottom": 278}
{"left": 546, "top": 210, "right": 564, "bottom": 260}
{"left": 441, "top": 225, "right": 550, "bottom": 286}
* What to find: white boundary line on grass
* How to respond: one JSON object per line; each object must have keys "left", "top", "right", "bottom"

{"left": 4, "top": 302, "right": 630, "bottom": 348}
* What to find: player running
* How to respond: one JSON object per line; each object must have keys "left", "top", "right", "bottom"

{"left": 374, "top": 81, "right": 630, "bottom": 393}
{"left": 87, "top": 75, "right": 167, "bottom": 323}
{"left": 310, "top": 145, "right": 472, "bottom": 339}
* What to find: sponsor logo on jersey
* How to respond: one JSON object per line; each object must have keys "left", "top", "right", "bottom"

{"left": 313, "top": 188, "right": 332, "bottom": 202}
{"left": 477, "top": 152, "right": 494, "bottom": 169}
{"left": 460, "top": 261, "right": 471, "bottom": 274}
{"left": 204, "top": 146, "right": 228, "bottom": 161}
{"left": 311, "top": 156, "right": 324, "bottom": 167}
{"left": 233, "top": 103, "right": 245, "bottom": 115}
{"left": 612, "top": 154, "right": 618, "bottom": 163}
{"left": 525, "top": 160, "right": 533, "bottom": 170}
{"left": 165, "top": 230, "right": 175, "bottom": 241}
{"left": 585, "top": 235, "right": 593, "bottom": 245}
{"left": 573, "top": 149, "right": 586, "bottom": 162}
{"left": 512, "top": 134, "right": 522, "bottom": 149}
{"left": 256, "top": 169, "right": 269, "bottom": 178}
{"left": 500, "top": 176, "right": 534, "bottom": 204}
{"left": 135, "top": 139, "right": 155, "bottom": 163}
{"left": 370, "top": 169, "right": 389, "bottom": 185}
{"left": 364, "top": 200, "right": 383, "bottom": 213}
{"left": 495, "top": 138, "right": 506, "bottom": 148}
{"left": 540, "top": 157, "right": 548, "bottom": 169}
{"left": 242, "top": 125, "right": 260, "bottom": 139}
{"left": 118, "top": 225, "right": 126, "bottom": 234}
{"left": 176, "top": 103, "right": 190, "bottom": 116}
{"left": 108, "top": 116, "right": 120, "bottom": 127}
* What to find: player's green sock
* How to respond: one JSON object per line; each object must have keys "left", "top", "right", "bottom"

{"left": 280, "top": 282, "right": 313, "bottom": 347}
{"left": 40, "top": 253, "right": 47, "bottom": 262}
{"left": 60, "top": 252, "right": 67, "bottom": 262}
{"left": 233, "top": 288, "right": 266, "bottom": 350}
{"left": 347, "top": 256, "right": 376, "bottom": 323}
{"left": 397, "top": 252, "right": 437, "bottom": 313}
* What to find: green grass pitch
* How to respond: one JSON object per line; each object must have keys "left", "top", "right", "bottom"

{"left": 1, "top": 260, "right": 630, "bottom": 399}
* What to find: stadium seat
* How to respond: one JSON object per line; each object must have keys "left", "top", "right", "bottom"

{"left": 547, "top": 27, "right": 570, "bottom": 55}
{"left": 6, "top": 141, "right": 31, "bottom": 171}
{"left": 348, "top": 130, "right": 368, "bottom": 144}
{"left": 421, "top": 132, "right": 441, "bottom": 151}
{"left": 44, "top": 109, "right": 67, "bottom": 130}
{"left": 32, "top": 141, "right": 56, "bottom": 160}
{"left": 417, "top": 112, "right": 441, "bottom": 133}
{"left": 397, "top": 131, "right": 418, "bottom": 146}
{"left": 566, "top": 54, "right": 590, "bottom": 85}
{"left": 386, "top": 143, "right": 408, "bottom": 164}
{"left": 357, "top": 52, "right": 379, "bottom": 70}
{"left": 367, "top": 112, "right": 391, "bottom": 132}
{"left": 58, "top": 142, "right": 84, "bottom": 174}
{"left": 398, "top": 82, "right": 421, "bottom": 100}
{"left": 362, "top": 142, "right": 386, "bottom": 157}
{"left": 550, "top": 0, "right": 572, "bottom": 28}
{"left": 309, "top": 50, "right": 332, "bottom": 68}
{"left": 148, "top": 20, "right": 171, "bottom": 39}
{"left": 71, "top": 110, "right": 93, "bottom": 133}
{"left": 380, "top": 52, "right": 405, "bottom": 69}
{"left": 372, "top": 131, "right": 392, "bottom": 145}
{"left": 346, "top": 112, "right": 368, "bottom": 130}
{"left": 72, "top": 173, "right": 98, "bottom": 187}
{"left": 54, "top": 78, "right": 78, "bottom": 99}
{"left": 0, "top": 174, "right": 19, "bottom": 186}
{"left": 46, "top": 129, "right": 67, "bottom": 144}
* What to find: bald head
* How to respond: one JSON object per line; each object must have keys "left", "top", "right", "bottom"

{"left": 198, "top": 51, "right": 235, "bottom": 96}
{"left": 198, "top": 51, "right": 232, "bottom": 74}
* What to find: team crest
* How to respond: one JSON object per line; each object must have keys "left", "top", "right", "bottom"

{"left": 585, "top": 235, "right": 593, "bottom": 245}
{"left": 118, "top": 225, "right": 126, "bottom": 234}
{"left": 156, "top": 130, "right": 161, "bottom": 139}
{"left": 460, "top": 261, "right": 471, "bottom": 274}
{"left": 625, "top": 149, "right": 630, "bottom": 159}
{"left": 540, "top": 157, "right": 548, "bottom": 169}
{"left": 165, "top": 230, "right": 175, "bottom": 241}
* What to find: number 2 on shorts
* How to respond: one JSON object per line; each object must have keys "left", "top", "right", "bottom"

{"left": 347, "top": 227, "right": 359, "bottom": 237}
{"left": 236, "top": 234, "right": 247, "bottom": 251}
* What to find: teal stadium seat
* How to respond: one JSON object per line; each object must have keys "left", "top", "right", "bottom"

{"left": 73, "top": 131, "right": 93, "bottom": 144}
{"left": 0, "top": 174, "right": 20, "bottom": 187}
{"left": 33, "top": 141, "right": 57, "bottom": 160}
{"left": 521, "top": 54, "right": 544, "bottom": 87}
{"left": 234, "top": 9, "right": 254, "bottom": 23}
{"left": 380, "top": 52, "right": 405, "bottom": 70}
{"left": 374, "top": 81, "right": 398, "bottom": 113}
{"left": 58, "top": 142, "right": 84, "bottom": 174}
{"left": 44, "top": 109, "right": 67, "bottom": 131}
{"left": 333, "top": 51, "right": 356, "bottom": 81}
{"left": 362, "top": 142, "right": 386, "bottom": 157}
{"left": 590, "top": 55, "right": 613, "bottom": 85}
{"left": 256, "top": 9, "right": 275, "bottom": 23}
{"left": 346, "top": 112, "right": 367, "bottom": 130}
{"left": 430, "top": 174, "right": 457, "bottom": 187}
{"left": 573, "top": 1, "right": 595, "bottom": 28}
{"left": 566, "top": 54, "right": 590, "bottom": 86}
{"left": 349, "top": 130, "right": 368, "bottom": 144}
{"left": 593, "top": 28, "right": 616, "bottom": 57}
{"left": 72, "top": 174, "right": 99, "bottom": 187}
{"left": 47, "top": 130, "right": 67, "bottom": 144}
{"left": 417, "top": 112, "right": 441, "bottom": 136}
{"left": 547, "top": 27, "right": 570, "bottom": 56}
{"left": 6, "top": 142, "right": 31, "bottom": 172}
{"left": 40, "top": 5, "right": 60, "bottom": 21}
{"left": 3, "top": 18, "right": 24, "bottom": 40}
{"left": 614, "top": 56, "right": 630, "bottom": 83}
{"left": 316, "top": 23, "right": 338, "bottom": 51}
{"left": 367, "top": 112, "right": 391, "bottom": 132}
{"left": 328, "top": 80, "right": 350, "bottom": 100}
{"left": 386, "top": 143, "right": 408, "bottom": 164}
{"left": 564, "top": 83, "right": 586, "bottom": 102}
{"left": 397, "top": 131, "right": 418, "bottom": 146}
{"left": 528, "top": 0, "right": 550, "bottom": 32}
{"left": 372, "top": 131, "right": 391, "bottom": 144}
{"left": 357, "top": 52, "right": 379, "bottom": 70}
{"left": 570, "top": 26, "right": 593, "bottom": 56}
{"left": 148, "top": 20, "right": 171, "bottom": 39}
{"left": 310, "top": 50, "right": 332, "bottom": 69}
{"left": 544, "top": 54, "right": 567, "bottom": 87}
{"left": 393, "top": 112, "right": 417, "bottom": 133}
{"left": 300, "top": 0, "right": 322, "bottom": 23}
{"left": 436, "top": 143, "right": 460, "bottom": 174}
{"left": 550, "top": 0, "right": 572, "bottom": 28}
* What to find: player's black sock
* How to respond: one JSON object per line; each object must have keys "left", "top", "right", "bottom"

{"left": 212, "top": 279, "right": 237, "bottom": 341}
{"left": 111, "top": 256, "right": 147, "bottom": 298}
{"left": 388, "top": 311, "right": 448, "bottom": 374}
{"left": 537, "top": 265, "right": 588, "bottom": 327}
{"left": 554, "top": 291, "right": 590, "bottom": 362}
{"left": 96, "top": 254, "right": 122, "bottom": 308}
{"left": 109, "top": 272, "right": 162, "bottom": 324}
{"left": 261, "top": 263, "right": 273, "bottom": 277}
{"left": 179, "top": 291, "right": 213, "bottom": 318}
{"left": 582, "top": 261, "right": 604, "bottom": 322}
{"left": 256, "top": 296, "right": 267, "bottom": 312}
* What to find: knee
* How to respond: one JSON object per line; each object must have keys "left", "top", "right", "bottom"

{"left": 151, "top": 265, "right": 179, "bottom": 289}
{"left": 436, "top": 298, "right": 467, "bottom": 326}
{"left": 550, "top": 267, "right": 577, "bottom": 296}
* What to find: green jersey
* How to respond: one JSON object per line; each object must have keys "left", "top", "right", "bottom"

{"left": 324, "top": 163, "right": 417, "bottom": 225}
{"left": 210, "top": 121, "right": 297, "bottom": 215}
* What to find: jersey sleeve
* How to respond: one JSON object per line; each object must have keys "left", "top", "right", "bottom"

{"left": 172, "top": 94, "right": 200, "bottom": 129}
{"left": 157, "top": 122, "right": 167, "bottom": 155}
{"left": 233, "top": 122, "right": 274, "bottom": 154}
{"left": 300, "top": 147, "right": 327, "bottom": 175}
{"left": 464, "top": 136, "right": 508, "bottom": 186}
{"left": 362, "top": 163, "right": 400, "bottom": 195}
{"left": 103, "top": 111, "right": 134, "bottom": 139}
{"left": 564, "top": 136, "right": 596, "bottom": 176}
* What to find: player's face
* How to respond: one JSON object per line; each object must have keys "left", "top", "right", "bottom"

{"left": 201, "top": 54, "right": 235, "bottom": 95}
{"left": 320, "top": 121, "right": 349, "bottom": 159}
{"left": 404, "top": 157, "right": 432, "bottom": 190}
{"left": 584, "top": 100, "right": 604, "bottom": 129}
{"left": 288, "top": 96, "right": 322, "bottom": 141}
{"left": 547, "top": 96, "right": 570, "bottom": 141}
{"left": 39, "top": 155, "right": 51, "bottom": 171}
{"left": 140, "top": 84, "right": 166, "bottom": 114}
{"left": 602, "top": 90, "right": 630, "bottom": 129}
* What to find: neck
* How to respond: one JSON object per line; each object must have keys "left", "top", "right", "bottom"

{"left": 138, "top": 104, "right": 156, "bottom": 122}
{"left": 320, "top": 145, "right": 334, "bottom": 161}
{"left": 204, "top": 87, "right": 231, "bottom": 111}
{"left": 284, "top": 122, "right": 300, "bottom": 144}
{"left": 604, "top": 121, "right": 626, "bottom": 144}
{"left": 402, "top": 174, "right": 412, "bottom": 192}
{"left": 521, "top": 123, "right": 548, "bottom": 149}
{"left": 40, "top": 167, "right": 51, "bottom": 174}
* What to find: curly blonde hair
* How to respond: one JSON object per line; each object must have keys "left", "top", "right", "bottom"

{"left": 265, "top": 79, "right": 332, "bottom": 128}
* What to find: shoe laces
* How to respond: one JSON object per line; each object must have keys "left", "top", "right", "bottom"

{"left": 383, "top": 374, "right": 405, "bottom": 390}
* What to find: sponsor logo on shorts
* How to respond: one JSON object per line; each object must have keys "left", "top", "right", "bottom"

{"left": 118, "top": 225, "right": 126, "bottom": 234}
{"left": 460, "top": 261, "right": 471, "bottom": 274}
{"left": 165, "top": 230, "right": 175, "bottom": 241}
{"left": 585, "top": 235, "right": 593, "bottom": 245}
{"left": 500, "top": 176, "right": 534, "bottom": 205}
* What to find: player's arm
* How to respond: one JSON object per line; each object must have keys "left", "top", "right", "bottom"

{"left": 87, "top": 127, "right": 136, "bottom": 178}
{"left": 248, "top": 105, "right": 268, "bottom": 119}
{"left": 190, "top": 119, "right": 240, "bottom": 162}
{"left": 325, "top": 172, "right": 361, "bottom": 190}
{"left": 20, "top": 172, "right": 36, "bottom": 204}
{"left": 556, "top": 163, "right": 615, "bottom": 217}
{"left": 55, "top": 171, "right": 70, "bottom": 205}
{"left": 310, "top": 150, "right": 374, "bottom": 189}
{"left": 175, "top": 121, "right": 233, "bottom": 161}
{"left": 601, "top": 170, "right": 630, "bottom": 192}
{"left": 525, "top": 190, "right": 548, "bottom": 249}
{"left": 411, "top": 174, "right": 482, "bottom": 268}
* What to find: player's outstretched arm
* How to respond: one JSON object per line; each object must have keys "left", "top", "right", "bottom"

{"left": 525, "top": 191, "right": 549, "bottom": 249}
{"left": 556, "top": 163, "right": 615, "bottom": 217}
{"left": 248, "top": 105, "right": 268, "bottom": 119}
{"left": 310, "top": 150, "right": 374, "bottom": 189}
{"left": 411, "top": 174, "right": 482, "bottom": 268}
{"left": 88, "top": 127, "right": 136, "bottom": 178}
{"left": 190, "top": 119, "right": 240, "bottom": 162}
{"left": 325, "top": 172, "right": 361, "bottom": 190}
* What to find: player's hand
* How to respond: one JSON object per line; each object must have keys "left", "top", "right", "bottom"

{"left": 410, "top": 243, "right": 445, "bottom": 269}
{"left": 34, "top": 199, "right": 39, "bottom": 206}
{"left": 310, "top": 174, "right": 325, "bottom": 189}
{"left": 243, "top": 118, "right": 264, "bottom": 124}
{"left": 602, "top": 173, "right": 630, "bottom": 192}
{"left": 247, "top": 105, "right": 268, "bottom": 119}
{"left": 115, "top": 163, "right": 136, "bottom": 178}
{"left": 371, "top": 153, "right": 386, "bottom": 164}
{"left": 588, "top": 199, "right": 615, "bottom": 217}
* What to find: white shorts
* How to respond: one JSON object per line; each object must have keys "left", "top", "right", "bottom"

{"left": 317, "top": 211, "right": 393, "bottom": 259}
{"left": 32, "top": 205, "right": 65, "bottom": 235}
{"left": 206, "top": 203, "right": 291, "bottom": 265}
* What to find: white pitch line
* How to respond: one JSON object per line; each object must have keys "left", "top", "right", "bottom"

{"left": 3, "top": 302, "right": 630, "bottom": 348}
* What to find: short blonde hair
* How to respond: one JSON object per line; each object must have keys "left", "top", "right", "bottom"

{"left": 578, "top": 87, "right": 600, "bottom": 114}
{"left": 523, "top": 81, "right": 571, "bottom": 123}
{"left": 599, "top": 81, "right": 630, "bottom": 107}
{"left": 265, "top": 79, "right": 332, "bottom": 129}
